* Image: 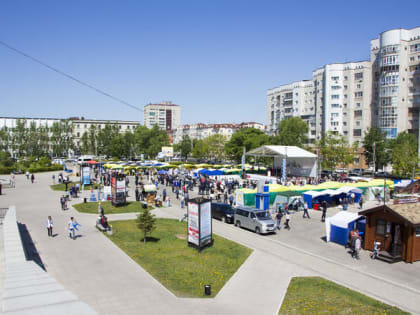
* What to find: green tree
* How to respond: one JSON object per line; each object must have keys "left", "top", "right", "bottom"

{"left": 88, "top": 125, "right": 98, "bottom": 155}
{"left": 80, "top": 132, "right": 90, "bottom": 154}
{"left": 12, "top": 119, "right": 27, "bottom": 157}
{"left": 362, "top": 127, "right": 390, "bottom": 171}
{"left": 224, "top": 128, "right": 270, "bottom": 162}
{"left": 134, "top": 125, "right": 169, "bottom": 159}
{"left": 206, "top": 134, "right": 227, "bottom": 161}
{"left": 390, "top": 132, "right": 418, "bottom": 177}
{"left": 174, "top": 135, "right": 192, "bottom": 160}
{"left": 274, "top": 117, "right": 309, "bottom": 147}
{"left": 318, "top": 132, "right": 355, "bottom": 171}
{"left": 136, "top": 207, "right": 156, "bottom": 243}
{"left": 192, "top": 139, "right": 209, "bottom": 159}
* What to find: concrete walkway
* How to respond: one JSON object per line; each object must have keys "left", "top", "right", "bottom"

{"left": 0, "top": 172, "right": 419, "bottom": 314}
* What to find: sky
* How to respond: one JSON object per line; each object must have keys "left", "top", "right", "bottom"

{"left": 1, "top": 0, "right": 420, "bottom": 125}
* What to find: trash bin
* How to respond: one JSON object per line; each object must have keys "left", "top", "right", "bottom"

{"left": 204, "top": 285, "right": 211, "bottom": 296}
{"left": 84, "top": 198, "right": 87, "bottom": 203}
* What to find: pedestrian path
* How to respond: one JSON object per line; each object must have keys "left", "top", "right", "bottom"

{"left": 0, "top": 172, "right": 418, "bottom": 314}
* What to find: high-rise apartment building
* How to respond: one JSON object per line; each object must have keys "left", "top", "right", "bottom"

{"left": 313, "top": 62, "right": 372, "bottom": 144}
{"left": 371, "top": 27, "right": 420, "bottom": 139}
{"left": 268, "top": 26, "right": 420, "bottom": 150}
{"left": 143, "top": 101, "right": 181, "bottom": 131}
{"left": 267, "top": 80, "right": 316, "bottom": 143}
{"left": 268, "top": 62, "right": 371, "bottom": 145}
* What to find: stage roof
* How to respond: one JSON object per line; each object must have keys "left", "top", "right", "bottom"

{"left": 246, "top": 145, "right": 317, "bottom": 158}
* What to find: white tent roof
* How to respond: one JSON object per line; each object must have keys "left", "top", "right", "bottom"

{"left": 246, "top": 145, "right": 317, "bottom": 158}
{"left": 329, "top": 211, "right": 362, "bottom": 228}
{"left": 303, "top": 190, "right": 329, "bottom": 198}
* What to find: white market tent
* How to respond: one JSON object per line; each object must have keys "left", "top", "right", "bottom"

{"left": 246, "top": 145, "right": 317, "bottom": 177}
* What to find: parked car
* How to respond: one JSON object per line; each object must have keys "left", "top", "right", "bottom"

{"left": 234, "top": 207, "right": 276, "bottom": 234}
{"left": 349, "top": 168, "right": 364, "bottom": 176}
{"left": 211, "top": 203, "right": 235, "bottom": 223}
{"left": 375, "top": 171, "right": 392, "bottom": 178}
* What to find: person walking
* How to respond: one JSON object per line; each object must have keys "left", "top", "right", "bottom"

{"left": 229, "top": 195, "right": 234, "bottom": 206}
{"left": 98, "top": 202, "right": 104, "bottom": 216}
{"left": 67, "top": 217, "right": 81, "bottom": 240}
{"left": 276, "top": 211, "right": 283, "bottom": 230}
{"left": 60, "top": 195, "right": 66, "bottom": 210}
{"left": 31, "top": 173, "right": 35, "bottom": 184}
{"left": 52, "top": 174, "right": 56, "bottom": 184}
{"left": 321, "top": 200, "right": 327, "bottom": 222}
{"left": 354, "top": 236, "right": 361, "bottom": 260}
{"left": 46, "top": 216, "right": 53, "bottom": 237}
{"left": 358, "top": 196, "right": 364, "bottom": 209}
{"left": 68, "top": 217, "right": 76, "bottom": 239}
{"left": 302, "top": 201, "right": 310, "bottom": 219}
{"left": 284, "top": 213, "right": 291, "bottom": 230}
{"left": 166, "top": 195, "right": 171, "bottom": 207}
{"left": 180, "top": 195, "right": 185, "bottom": 209}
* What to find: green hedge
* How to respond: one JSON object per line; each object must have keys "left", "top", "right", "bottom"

{"left": 0, "top": 164, "right": 64, "bottom": 175}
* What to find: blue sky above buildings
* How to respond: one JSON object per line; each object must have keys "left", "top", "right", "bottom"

{"left": 1, "top": 0, "right": 419, "bottom": 125}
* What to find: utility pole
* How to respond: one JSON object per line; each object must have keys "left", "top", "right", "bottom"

{"left": 373, "top": 142, "right": 376, "bottom": 172}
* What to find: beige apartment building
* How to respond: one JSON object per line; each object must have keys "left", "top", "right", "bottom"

{"left": 172, "top": 122, "right": 265, "bottom": 144}
{"left": 71, "top": 118, "right": 140, "bottom": 148}
{"left": 267, "top": 80, "right": 316, "bottom": 143}
{"left": 371, "top": 27, "right": 420, "bottom": 141}
{"left": 143, "top": 101, "right": 181, "bottom": 131}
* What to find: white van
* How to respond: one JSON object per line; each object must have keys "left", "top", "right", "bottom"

{"left": 77, "top": 155, "right": 95, "bottom": 164}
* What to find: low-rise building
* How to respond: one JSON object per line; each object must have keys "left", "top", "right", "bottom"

{"left": 172, "top": 122, "right": 265, "bottom": 144}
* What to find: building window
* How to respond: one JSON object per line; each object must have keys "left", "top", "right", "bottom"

{"left": 355, "top": 72, "right": 363, "bottom": 80}
{"left": 77, "top": 132, "right": 80, "bottom": 137}
{"left": 344, "top": 76, "right": 348, "bottom": 80}
{"left": 331, "top": 94, "right": 339, "bottom": 99}
{"left": 355, "top": 92, "right": 363, "bottom": 98}
{"left": 376, "top": 219, "right": 386, "bottom": 236}
{"left": 354, "top": 110, "right": 363, "bottom": 117}
{"left": 331, "top": 76, "right": 339, "bottom": 81}
{"left": 353, "top": 129, "right": 362, "bottom": 137}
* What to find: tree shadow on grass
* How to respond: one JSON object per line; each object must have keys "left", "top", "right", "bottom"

{"left": 141, "top": 237, "right": 160, "bottom": 243}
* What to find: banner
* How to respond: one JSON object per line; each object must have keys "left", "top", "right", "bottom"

{"left": 282, "top": 158, "right": 286, "bottom": 182}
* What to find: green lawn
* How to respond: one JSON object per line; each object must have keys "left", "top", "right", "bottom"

{"left": 106, "top": 219, "right": 252, "bottom": 297}
{"left": 73, "top": 201, "right": 152, "bottom": 214}
{"left": 50, "top": 181, "right": 99, "bottom": 191}
{"left": 279, "top": 277, "right": 409, "bottom": 314}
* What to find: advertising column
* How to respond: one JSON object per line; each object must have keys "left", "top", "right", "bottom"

{"left": 187, "top": 197, "right": 213, "bottom": 251}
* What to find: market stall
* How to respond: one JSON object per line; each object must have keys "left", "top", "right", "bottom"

{"left": 325, "top": 211, "right": 365, "bottom": 245}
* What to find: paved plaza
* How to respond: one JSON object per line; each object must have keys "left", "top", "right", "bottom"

{"left": 1, "top": 171, "right": 420, "bottom": 314}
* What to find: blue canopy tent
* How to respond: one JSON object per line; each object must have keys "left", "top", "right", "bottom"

{"left": 198, "top": 169, "right": 224, "bottom": 176}
{"left": 303, "top": 191, "right": 331, "bottom": 209}
{"left": 157, "top": 170, "right": 168, "bottom": 174}
{"left": 325, "top": 211, "right": 365, "bottom": 246}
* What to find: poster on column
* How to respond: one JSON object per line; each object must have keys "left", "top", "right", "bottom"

{"left": 188, "top": 202, "right": 199, "bottom": 246}
{"left": 82, "top": 167, "right": 91, "bottom": 185}
{"left": 199, "top": 201, "right": 212, "bottom": 245}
